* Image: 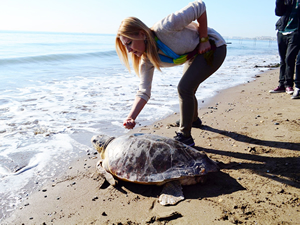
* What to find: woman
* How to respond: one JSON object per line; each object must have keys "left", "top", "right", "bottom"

{"left": 115, "top": 0, "right": 226, "bottom": 146}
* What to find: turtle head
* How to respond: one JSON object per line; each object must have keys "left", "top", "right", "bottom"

{"left": 91, "top": 134, "right": 115, "bottom": 154}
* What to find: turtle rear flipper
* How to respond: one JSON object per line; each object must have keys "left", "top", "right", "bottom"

{"left": 96, "top": 160, "right": 117, "bottom": 186}
{"left": 158, "top": 181, "right": 184, "bottom": 206}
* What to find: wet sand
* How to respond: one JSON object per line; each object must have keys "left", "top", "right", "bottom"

{"left": 3, "top": 68, "right": 300, "bottom": 224}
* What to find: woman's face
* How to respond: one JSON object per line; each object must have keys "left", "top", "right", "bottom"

{"left": 120, "top": 32, "right": 145, "bottom": 57}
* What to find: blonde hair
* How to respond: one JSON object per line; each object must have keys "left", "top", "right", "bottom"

{"left": 115, "top": 17, "right": 161, "bottom": 76}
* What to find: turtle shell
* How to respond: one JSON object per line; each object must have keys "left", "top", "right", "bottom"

{"left": 102, "top": 133, "right": 218, "bottom": 184}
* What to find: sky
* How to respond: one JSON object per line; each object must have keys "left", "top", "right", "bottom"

{"left": 0, "top": 0, "right": 279, "bottom": 38}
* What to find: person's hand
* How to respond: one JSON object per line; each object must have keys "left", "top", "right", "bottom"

{"left": 198, "top": 41, "right": 211, "bottom": 54}
{"left": 123, "top": 118, "right": 136, "bottom": 129}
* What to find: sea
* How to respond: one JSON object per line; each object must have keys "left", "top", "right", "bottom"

{"left": 0, "top": 30, "right": 279, "bottom": 219}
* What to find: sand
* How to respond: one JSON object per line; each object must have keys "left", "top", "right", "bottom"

{"left": 2, "top": 68, "right": 300, "bottom": 225}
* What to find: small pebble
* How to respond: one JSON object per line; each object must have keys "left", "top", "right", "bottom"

{"left": 274, "top": 122, "right": 280, "bottom": 125}
{"left": 92, "top": 196, "right": 98, "bottom": 201}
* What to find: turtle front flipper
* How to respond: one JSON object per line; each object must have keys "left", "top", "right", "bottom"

{"left": 158, "top": 181, "right": 184, "bottom": 206}
{"left": 96, "top": 160, "right": 117, "bottom": 186}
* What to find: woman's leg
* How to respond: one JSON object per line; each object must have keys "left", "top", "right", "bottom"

{"left": 182, "top": 64, "right": 199, "bottom": 123}
{"left": 177, "top": 45, "right": 226, "bottom": 136}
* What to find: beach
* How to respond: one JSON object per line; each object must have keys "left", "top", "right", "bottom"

{"left": 2, "top": 68, "right": 300, "bottom": 224}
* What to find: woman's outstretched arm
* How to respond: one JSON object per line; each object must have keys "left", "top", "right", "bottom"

{"left": 123, "top": 96, "right": 147, "bottom": 129}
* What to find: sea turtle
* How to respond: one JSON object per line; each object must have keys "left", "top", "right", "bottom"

{"left": 91, "top": 133, "right": 219, "bottom": 206}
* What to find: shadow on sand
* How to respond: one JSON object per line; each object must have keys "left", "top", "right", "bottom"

{"left": 194, "top": 125, "right": 300, "bottom": 189}
{"left": 102, "top": 171, "right": 245, "bottom": 202}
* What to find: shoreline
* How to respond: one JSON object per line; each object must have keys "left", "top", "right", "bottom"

{"left": 3, "top": 68, "right": 300, "bottom": 224}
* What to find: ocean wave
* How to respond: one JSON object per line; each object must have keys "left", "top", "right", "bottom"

{"left": 0, "top": 50, "right": 118, "bottom": 66}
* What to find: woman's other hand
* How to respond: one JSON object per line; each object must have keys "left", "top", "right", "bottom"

{"left": 123, "top": 118, "right": 136, "bottom": 129}
{"left": 198, "top": 41, "right": 211, "bottom": 54}
{"left": 197, "top": 10, "right": 210, "bottom": 54}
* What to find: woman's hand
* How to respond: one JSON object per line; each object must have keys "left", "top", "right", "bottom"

{"left": 123, "top": 118, "right": 136, "bottom": 129}
{"left": 123, "top": 97, "right": 147, "bottom": 130}
{"left": 198, "top": 41, "right": 211, "bottom": 54}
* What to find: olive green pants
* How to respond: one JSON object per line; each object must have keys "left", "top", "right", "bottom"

{"left": 178, "top": 45, "right": 227, "bottom": 136}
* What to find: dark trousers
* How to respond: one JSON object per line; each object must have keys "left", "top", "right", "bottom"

{"left": 295, "top": 51, "right": 300, "bottom": 88}
{"left": 277, "top": 31, "right": 299, "bottom": 87}
{"left": 177, "top": 45, "right": 226, "bottom": 136}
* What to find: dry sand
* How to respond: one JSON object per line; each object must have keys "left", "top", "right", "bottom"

{"left": 2, "top": 68, "right": 300, "bottom": 225}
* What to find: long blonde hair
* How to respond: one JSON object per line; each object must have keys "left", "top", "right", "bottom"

{"left": 115, "top": 17, "right": 161, "bottom": 76}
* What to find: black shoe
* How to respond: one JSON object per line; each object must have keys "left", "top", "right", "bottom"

{"left": 173, "top": 132, "right": 195, "bottom": 146}
{"left": 175, "top": 117, "right": 202, "bottom": 128}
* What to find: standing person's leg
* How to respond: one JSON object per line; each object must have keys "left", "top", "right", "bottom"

{"left": 176, "top": 45, "right": 226, "bottom": 145}
{"left": 292, "top": 50, "right": 300, "bottom": 99}
{"left": 181, "top": 62, "right": 202, "bottom": 125}
{"left": 295, "top": 51, "right": 300, "bottom": 87}
{"left": 284, "top": 31, "right": 299, "bottom": 94}
{"left": 270, "top": 32, "right": 287, "bottom": 93}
